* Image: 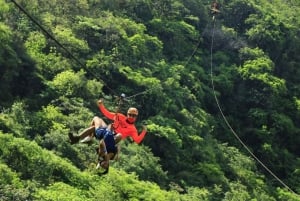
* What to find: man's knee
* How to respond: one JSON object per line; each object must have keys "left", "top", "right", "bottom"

{"left": 93, "top": 116, "right": 105, "bottom": 125}
{"left": 93, "top": 116, "right": 102, "bottom": 121}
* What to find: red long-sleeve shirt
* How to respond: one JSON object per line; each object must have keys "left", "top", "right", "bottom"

{"left": 98, "top": 103, "right": 147, "bottom": 144}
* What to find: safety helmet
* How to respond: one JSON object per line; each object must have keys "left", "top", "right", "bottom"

{"left": 127, "top": 107, "right": 138, "bottom": 116}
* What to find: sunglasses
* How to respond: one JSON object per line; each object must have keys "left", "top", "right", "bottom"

{"left": 127, "top": 113, "right": 137, "bottom": 117}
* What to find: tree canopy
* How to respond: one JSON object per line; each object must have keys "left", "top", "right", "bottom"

{"left": 1, "top": 0, "right": 300, "bottom": 200}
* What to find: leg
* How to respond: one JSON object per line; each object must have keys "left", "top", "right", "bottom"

{"left": 97, "top": 140, "right": 107, "bottom": 158}
{"left": 78, "top": 126, "right": 96, "bottom": 144}
{"left": 92, "top": 116, "right": 107, "bottom": 128}
{"left": 81, "top": 116, "right": 108, "bottom": 143}
{"left": 96, "top": 133, "right": 116, "bottom": 171}
{"left": 81, "top": 116, "right": 107, "bottom": 138}
{"left": 114, "top": 133, "right": 122, "bottom": 144}
{"left": 83, "top": 116, "right": 107, "bottom": 138}
{"left": 69, "top": 116, "right": 107, "bottom": 144}
{"left": 78, "top": 126, "right": 95, "bottom": 139}
{"left": 113, "top": 133, "right": 122, "bottom": 160}
{"left": 97, "top": 140, "right": 110, "bottom": 170}
{"left": 69, "top": 126, "right": 95, "bottom": 144}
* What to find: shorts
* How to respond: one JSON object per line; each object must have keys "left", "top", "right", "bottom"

{"left": 95, "top": 127, "right": 117, "bottom": 154}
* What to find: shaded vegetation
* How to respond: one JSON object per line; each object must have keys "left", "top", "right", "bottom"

{"left": 1, "top": 0, "right": 300, "bottom": 200}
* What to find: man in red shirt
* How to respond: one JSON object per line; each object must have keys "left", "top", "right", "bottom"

{"left": 68, "top": 99, "right": 147, "bottom": 144}
{"left": 68, "top": 99, "right": 147, "bottom": 171}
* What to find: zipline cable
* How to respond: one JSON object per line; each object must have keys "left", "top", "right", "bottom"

{"left": 10, "top": 0, "right": 118, "bottom": 96}
{"left": 10, "top": 1, "right": 300, "bottom": 194}
{"left": 10, "top": 0, "right": 85, "bottom": 69}
{"left": 209, "top": 15, "right": 299, "bottom": 196}
{"left": 10, "top": 0, "right": 156, "bottom": 101}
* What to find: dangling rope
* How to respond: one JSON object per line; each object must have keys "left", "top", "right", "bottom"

{"left": 209, "top": 14, "right": 299, "bottom": 196}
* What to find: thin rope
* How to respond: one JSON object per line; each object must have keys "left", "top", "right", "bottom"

{"left": 10, "top": 0, "right": 85, "bottom": 68}
{"left": 209, "top": 17, "right": 299, "bottom": 196}
{"left": 10, "top": 0, "right": 117, "bottom": 96}
{"left": 183, "top": 35, "right": 202, "bottom": 68}
{"left": 10, "top": 0, "right": 154, "bottom": 100}
{"left": 126, "top": 88, "right": 153, "bottom": 99}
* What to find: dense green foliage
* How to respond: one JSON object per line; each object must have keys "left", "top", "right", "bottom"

{"left": 1, "top": 0, "right": 300, "bottom": 200}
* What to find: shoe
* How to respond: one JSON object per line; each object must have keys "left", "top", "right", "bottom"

{"left": 68, "top": 133, "right": 80, "bottom": 144}
{"left": 80, "top": 135, "right": 93, "bottom": 143}
{"left": 96, "top": 161, "right": 101, "bottom": 169}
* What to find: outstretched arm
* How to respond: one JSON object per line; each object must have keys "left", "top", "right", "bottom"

{"left": 131, "top": 125, "right": 147, "bottom": 144}
{"left": 98, "top": 99, "right": 115, "bottom": 120}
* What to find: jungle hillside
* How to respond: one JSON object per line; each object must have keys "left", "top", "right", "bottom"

{"left": 1, "top": 0, "right": 300, "bottom": 200}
